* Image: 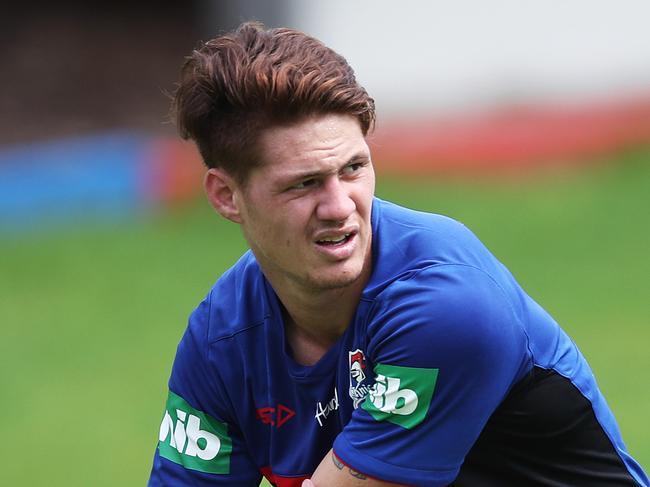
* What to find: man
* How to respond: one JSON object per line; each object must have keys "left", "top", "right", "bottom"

{"left": 148, "top": 22, "right": 648, "bottom": 487}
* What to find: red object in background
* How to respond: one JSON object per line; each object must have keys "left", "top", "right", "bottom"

{"left": 140, "top": 137, "right": 205, "bottom": 206}
{"left": 137, "top": 93, "right": 650, "bottom": 206}
{"left": 370, "top": 93, "right": 650, "bottom": 176}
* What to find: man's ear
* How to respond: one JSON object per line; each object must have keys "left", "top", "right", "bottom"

{"left": 204, "top": 168, "right": 243, "bottom": 223}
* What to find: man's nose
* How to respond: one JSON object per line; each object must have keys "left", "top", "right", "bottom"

{"left": 316, "top": 178, "right": 355, "bottom": 222}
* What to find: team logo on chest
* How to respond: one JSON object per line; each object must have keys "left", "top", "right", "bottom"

{"left": 348, "top": 349, "right": 372, "bottom": 408}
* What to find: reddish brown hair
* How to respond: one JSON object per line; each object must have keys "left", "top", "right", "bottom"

{"left": 173, "top": 22, "right": 375, "bottom": 183}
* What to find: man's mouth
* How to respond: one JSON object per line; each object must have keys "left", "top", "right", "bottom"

{"left": 316, "top": 233, "right": 352, "bottom": 246}
{"left": 316, "top": 232, "right": 356, "bottom": 247}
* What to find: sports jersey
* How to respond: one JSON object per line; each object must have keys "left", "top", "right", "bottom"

{"left": 148, "top": 197, "right": 649, "bottom": 487}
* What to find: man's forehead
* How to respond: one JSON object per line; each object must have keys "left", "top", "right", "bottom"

{"left": 259, "top": 114, "right": 364, "bottom": 149}
{"left": 256, "top": 114, "right": 369, "bottom": 172}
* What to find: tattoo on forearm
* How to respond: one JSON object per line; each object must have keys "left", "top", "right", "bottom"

{"left": 332, "top": 453, "right": 345, "bottom": 470}
{"left": 331, "top": 453, "right": 367, "bottom": 480}
{"left": 348, "top": 468, "right": 367, "bottom": 480}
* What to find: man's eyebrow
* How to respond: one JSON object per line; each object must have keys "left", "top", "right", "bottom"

{"left": 346, "top": 154, "right": 371, "bottom": 165}
{"left": 283, "top": 154, "right": 371, "bottom": 182}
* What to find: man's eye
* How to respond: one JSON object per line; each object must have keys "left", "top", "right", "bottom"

{"left": 342, "top": 163, "right": 363, "bottom": 175}
{"left": 292, "top": 178, "right": 316, "bottom": 190}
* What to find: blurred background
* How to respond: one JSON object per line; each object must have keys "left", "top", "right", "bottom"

{"left": 1, "top": 1, "right": 648, "bottom": 485}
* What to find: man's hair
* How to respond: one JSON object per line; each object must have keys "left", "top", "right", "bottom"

{"left": 173, "top": 21, "right": 375, "bottom": 183}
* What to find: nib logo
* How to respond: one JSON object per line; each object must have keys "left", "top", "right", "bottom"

{"left": 362, "top": 363, "right": 439, "bottom": 430}
{"left": 368, "top": 374, "right": 418, "bottom": 416}
{"left": 159, "top": 410, "right": 220, "bottom": 460}
{"left": 157, "top": 391, "right": 232, "bottom": 474}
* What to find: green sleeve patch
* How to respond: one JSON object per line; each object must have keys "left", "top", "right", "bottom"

{"left": 157, "top": 390, "right": 232, "bottom": 474}
{"left": 362, "top": 363, "right": 438, "bottom": 429}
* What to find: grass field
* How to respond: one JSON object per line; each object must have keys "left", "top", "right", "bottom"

{"left": 1, "top": 148, "right": 648, "bottom": 485}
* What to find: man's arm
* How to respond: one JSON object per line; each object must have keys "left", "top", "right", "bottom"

{"left": 148, "top": 298, "right": 262, "bottom": 486}
{"left": 306, "top": 265, "right": 528, "bottom": 487}
{"left": 305, "top": 450, "right": 404, "bottom": 487}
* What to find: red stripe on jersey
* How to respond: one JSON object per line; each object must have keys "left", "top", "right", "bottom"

{"left": 260, "top": 466, "right": 309, "bottom": 487}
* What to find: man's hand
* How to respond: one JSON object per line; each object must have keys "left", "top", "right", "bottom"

{"left": 304, "top": 449, "right": 403, "bottom": 487}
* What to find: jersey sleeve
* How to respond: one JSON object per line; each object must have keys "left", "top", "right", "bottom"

{"left": 334, "top": 264, "right": 532, "bottom": 487}
{"left": 148, "top": 297, "right": 262, "bottom": 487}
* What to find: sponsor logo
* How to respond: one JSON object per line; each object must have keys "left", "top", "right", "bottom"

{"left": 256, "top": 404, "right": 296, "bottom": 428}
{"left": 348, "top": 349, "right": 372, "bottom": 408}
{"left": 314, "top": 388, "right": 339, "bottom": 427}
{"left": 158, "top": 391, "right": 232, "bottom": 474}
{"left": 362, "top": 363, "right": 438, "bottom": 429}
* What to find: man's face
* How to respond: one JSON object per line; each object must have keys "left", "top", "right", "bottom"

{"left": 235, "top": 113, "right": 375, "bottom": 293}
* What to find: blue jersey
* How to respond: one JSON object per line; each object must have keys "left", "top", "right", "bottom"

{"left": 149, "top": 198, "right": 648, "bottom": 487}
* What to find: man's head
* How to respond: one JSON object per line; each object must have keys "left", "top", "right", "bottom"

{"left": 173, "top": 21, "right": 375, "bottom": 185}
{"left": 174, "top": 23, "right": 376, "bottom": 294}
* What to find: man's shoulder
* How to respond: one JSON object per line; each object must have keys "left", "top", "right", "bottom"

{"left": 375, "top": 197, "right": 461, "bottom": 229}
{"left": 170, "top": 251, "right": 279, "bottom": 421}
{"left": 194, "top": 250, "right": 272, "bottom": 344}
{"left": 367, "top": 199, "right": 498, "bottom": 296}
{"left": 375, "top": 198, "right": 487, "bottom": 262}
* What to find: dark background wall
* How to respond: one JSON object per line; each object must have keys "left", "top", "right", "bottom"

{"left": 0, "top": 1, "right": 293, "bottom": 146}
{"left": 0, "top": 2, "right": 199, "bottom": 145}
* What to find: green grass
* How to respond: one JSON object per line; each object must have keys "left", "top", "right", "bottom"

{"left": 1, "top": 148, "right": 648, "bottom": 485}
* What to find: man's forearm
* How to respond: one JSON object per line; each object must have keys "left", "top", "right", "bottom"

{"left": 306, "top": 449, "right": 402, "bottom": 487}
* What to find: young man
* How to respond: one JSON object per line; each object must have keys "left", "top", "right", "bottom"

{"left": 148, "top": 22, "right": 648, "bottom": 487}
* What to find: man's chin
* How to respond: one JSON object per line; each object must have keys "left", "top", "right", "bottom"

{"left": 305, "top": 267, "right": 364, "bottom": 291}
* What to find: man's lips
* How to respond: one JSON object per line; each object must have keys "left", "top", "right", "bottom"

{"left": 315, "top": 233, "right": 351, "bottom": 246}
{"left": 313, "top": 228, "right": 358, "bottom": 246}
{"left": 311, "top": 226, "right": 366, "bottom": 262}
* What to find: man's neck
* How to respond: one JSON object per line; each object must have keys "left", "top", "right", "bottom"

{"left": 273, "top": 269, "right": 371, "bottom": 366}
